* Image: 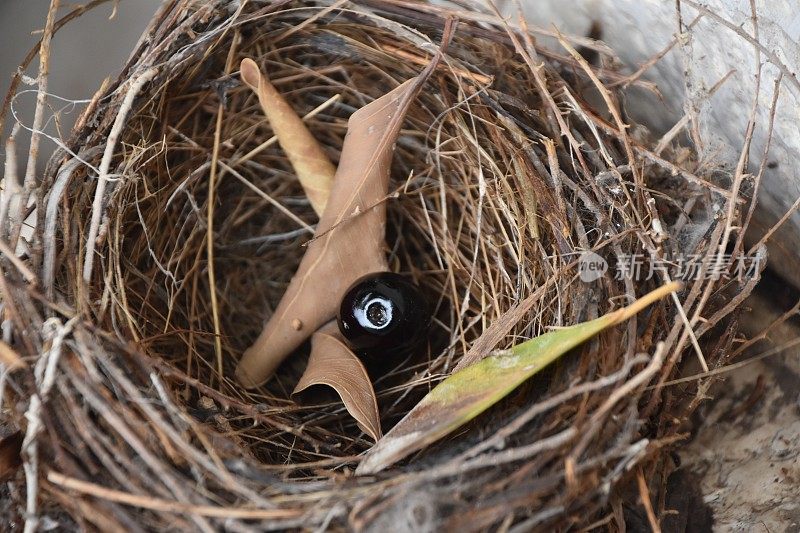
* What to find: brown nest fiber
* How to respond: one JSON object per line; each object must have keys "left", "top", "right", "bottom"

{"left": 0, "top": 0, "right": 761, "bottom": 530}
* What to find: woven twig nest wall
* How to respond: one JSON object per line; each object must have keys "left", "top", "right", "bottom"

{"left": 1, "top": 0, "right": 761, "bottom": 530}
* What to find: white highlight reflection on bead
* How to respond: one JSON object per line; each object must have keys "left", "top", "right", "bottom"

{"left": 355, "top": 297, "right": 393, "bottom": 330}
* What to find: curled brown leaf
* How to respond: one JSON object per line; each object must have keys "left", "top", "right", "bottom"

{"left": 292, "top": 323, "right": 382, "bottom": 441}
{"left": 235, "top": 77, "right": 424, "bottom": 388}
{"left": 239, "top": 58, "right": 336, "bottom": 216}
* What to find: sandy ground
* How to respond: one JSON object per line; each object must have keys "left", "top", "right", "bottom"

{"left": 679, "top": 277, "right": 800, "bottom": 532}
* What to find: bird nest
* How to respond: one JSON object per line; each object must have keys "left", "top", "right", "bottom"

{"left": 0, "top": 0, "right": 761, "bottom": 530}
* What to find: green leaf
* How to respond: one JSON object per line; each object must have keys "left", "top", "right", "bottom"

{"left": 356, "top": 282, "right": 680, "bottom": 474}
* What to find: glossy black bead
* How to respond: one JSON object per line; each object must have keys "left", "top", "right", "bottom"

{"left": 337, "top": 272, "right": 431, "bottom": 361}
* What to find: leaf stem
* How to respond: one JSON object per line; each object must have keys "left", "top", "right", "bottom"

{"left": 613, "top": 281, "right": 683, "bottom": 324}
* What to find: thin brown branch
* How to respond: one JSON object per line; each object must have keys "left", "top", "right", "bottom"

{"left": 47, "top": 471, "right": 303, "bottom": 520}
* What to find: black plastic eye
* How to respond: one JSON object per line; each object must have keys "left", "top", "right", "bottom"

{"left": 338, "top": 272, "right": 431, "bottom": 361}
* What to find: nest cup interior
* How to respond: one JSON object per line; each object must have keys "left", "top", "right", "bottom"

{"left": 88, "top": 20, "right": 513, "bottom": 461}
{"left": 62, "top": 4, "right": 717, "bottom": 474}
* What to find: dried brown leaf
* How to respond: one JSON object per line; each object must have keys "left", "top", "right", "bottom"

{"left": 236, "top": 77, "right": 424, "bottom": 387}
{"left": 292, "top": 324, "right": 381, "bottom": 441}
{"left": 239, "top": 58, "right": 336, "bottom": 216}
